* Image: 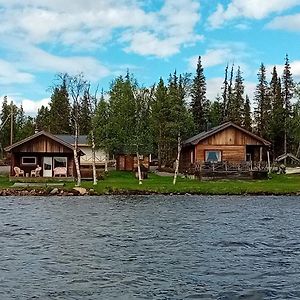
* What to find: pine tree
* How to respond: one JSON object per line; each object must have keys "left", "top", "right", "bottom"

{"left": 254, "top": 63, "right": 271, "bottom": 139}
{"left": 79, "top": 90, "right": 92, "bottom": 135}
{"left": 0, "top": 96, "right": 11, "bottom": 151}
{"left": 243, "top": 95, "right": 252, "bottom": 131}
{"left": 228, "top": 66, "right": 245, "bottom": 125}
{"left": 269, "top": 66, "right": 285, "bottom": 157}
{"left": 221, "top": 64, "right": 229, "bottom": 121}
{"left": 49, "top": 78, "right": 72, "bottom": 134}
{"left": 208, "top": 96, "right": 222, "bottom": 128}
{"left": 191, "top": 56, "right": 207, "bottom": 132}
{"left": 282, "top": 54, "right": 294, "bottom": 156}
{"left": 225, "top": 64, "right": 235, "bottom": 122}
{"left": 36, "top": 105, "right": 51, "bottom": 131}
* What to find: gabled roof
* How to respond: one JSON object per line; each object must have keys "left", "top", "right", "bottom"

{"left": 182, "top": 121, "right": 271, "bottom": 147}
{"left": 4, "top": 131, "right": 85, "bottom": 155}
{"left": 55, "top": 135, "right": 89, "bottom": 146}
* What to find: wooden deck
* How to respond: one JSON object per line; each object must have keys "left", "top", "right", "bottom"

{"left": 9, "top": 176, "right": 75, "bottom": 182}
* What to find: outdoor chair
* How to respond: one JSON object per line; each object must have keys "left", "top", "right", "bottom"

{"left": 14, "top": 166, "right": 24, "bottom": 177}
{"left": 30, "top": 165, "right": 42, "bottom": 177}
{"left": 53, "top": 167, "right": 67, "bottom": 177}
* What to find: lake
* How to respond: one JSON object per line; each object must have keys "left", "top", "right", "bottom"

{"left": 1, "top": 195, "right": 300, "bottom": 299}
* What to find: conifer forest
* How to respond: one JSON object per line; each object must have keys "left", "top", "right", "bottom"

{"left": 1, "top": 55, "right": 300, "bottom": 166}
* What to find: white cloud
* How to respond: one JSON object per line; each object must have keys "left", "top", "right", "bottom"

{"left": 267, "top": 60, "right": 300, "bottom": 81}
{"left": 21, "top": 98, "right": 50, "bottom": 115}
{"left": 266, "top": 13, "right": 300, "bottom": 31}
{"left": 0, "top": 60, "right": 34, "bottom": 85}
{"left": 0, "top": 0, "right": 202, "bottom": 58}
{"left": 208, "top": 0, "right": 300, "bottom": 29}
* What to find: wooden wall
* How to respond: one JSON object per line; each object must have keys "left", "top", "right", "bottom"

{"left": 196, "top": 145, "right": 245, "bottom": 161}
{"left": 201, "top": 127, "right": 264, "bottom": 146}
{"left": 13, "top": 136, "right": 73, "bottom": 154}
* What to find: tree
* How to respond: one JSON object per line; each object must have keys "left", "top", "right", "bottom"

{"left": 254, "top": 63, "right": 271, "bottom": 139}
{"left": 243, "top": 95, "right": 252, "bottom": 131}
{"left": 49, "top": 76, "right": 72, "bottom": 134}
{"left": 228, "top": 66, "right": 245, "bottom": 125}
{"left": 78, "top": 90, "right": 92, "bottom": 135}
{"left": 269, "top": 66, "right": 285, "bottom": 157}
{"left": 191, "top": 56, "right": 207, "bottom": 132}
{"left": 221, "top": 64, "right": 229, "bottom": 121}
{"left": 207, "top": 96, "right": 222, "bottom": 128}
{"left": 36, "top": 105, "right": 51, "bottom": 131}
{"left": 282, "top": 54, "right": 294, "bottom": 158}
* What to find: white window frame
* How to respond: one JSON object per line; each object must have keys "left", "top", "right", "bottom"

{"left": 53, "top": 157, "right": 67, "bottom": 169}
{"left": 21, "top": 156, "right": 37, "bottom": 165}
{"left": 205, "top": 150, "right": 222, "bottom": 162}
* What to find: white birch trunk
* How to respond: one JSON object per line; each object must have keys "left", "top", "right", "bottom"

{"left": 91, "top": 131, "right": 97, "bottom": 185}
{"left": 74, "top": 123, "right": 81, "bottom": 186}
{"left": 136, "top": 151, "right": 142, "bottom": 185}
{"left": 173, "top": 135, "right": 181, "bottom": 185}
{"left": 104, "top": 153, "right": 108, "bottom": 173}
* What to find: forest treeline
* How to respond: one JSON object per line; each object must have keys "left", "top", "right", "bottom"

{"left": 1, "top": 55, "right": 300, "bottom": 165}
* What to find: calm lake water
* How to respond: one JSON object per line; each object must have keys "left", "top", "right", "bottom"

{"left": 1, "top": 195, "right": 300, "bottom": 300}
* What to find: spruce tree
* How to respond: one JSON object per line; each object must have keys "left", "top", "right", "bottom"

{"left": 208, "top": 96, "right": 222, "bottom": 127}
{"left": 191, "top": 56, "right": 207, "bottom": 132}
{"left": 282, "top": 54, "right": 294, "bottom": 156}
{"left": 243, "top": 95, "right": 252, "bottom": 131}
{"left": 254, "top": 63, "right": 271, "bottom": 139}
{"left": 36, "top": 105, "right": 51, "bottom": 131}
{"left": 79, "top": 90, "right": 92, "bottom": 135}
{"left": 221, "top": 64, "right": 229, "bottom": 121}
{"left": 49, "top": 78, "right": 72, "bottom": 134}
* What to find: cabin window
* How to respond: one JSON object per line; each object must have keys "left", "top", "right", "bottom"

{"left": 53, "top": 157, "right": 67, "bottom": 168}
{"left": 205, "top": 151, "right": 221, "bottom": 162}
{"left": 21, "top": 156, "right": 37, "bottom": 165}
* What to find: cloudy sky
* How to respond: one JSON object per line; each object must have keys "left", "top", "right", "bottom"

{"left": 0, "top": 0, "right": 300, "bottom": 114}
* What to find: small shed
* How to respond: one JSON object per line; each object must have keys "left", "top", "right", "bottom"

{"left": 5, "top": 131, "right": 84, "bottom": 178}
{"left": 116, "top": 154, "right": 149, "bottom": 171}
{"left": 181, "top": 122, "right": 271, "bottom": 171}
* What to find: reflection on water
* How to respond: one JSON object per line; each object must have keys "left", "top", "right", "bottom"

{"left": 1, "top": 195, "right": 300, "bottom": 299}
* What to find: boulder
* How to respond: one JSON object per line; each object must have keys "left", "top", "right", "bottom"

{"left": 73, "top": 187, "right": 87, "bottom": 195}
{"left": 50, "top": 188, "right": 59, "bottom": 195}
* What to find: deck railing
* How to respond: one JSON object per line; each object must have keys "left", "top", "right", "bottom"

{"left": 191, "top": 160, "right": 268, "bottom": 174}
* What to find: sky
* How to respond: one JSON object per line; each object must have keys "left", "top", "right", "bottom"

{"left": 0, "top": 0, "right": 300, "bottom": 114}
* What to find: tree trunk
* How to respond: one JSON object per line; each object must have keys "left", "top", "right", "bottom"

{"left": 296, "top": 142, "right": 300, "bottom": 158}
{"left": 91, "top": 131, "right": 97, "bottom": 185}
{"left": 104, "top": 153, "right": 108, "bottom": 173}
{"left": 173, "top": 135, "right": 181, "bottom": 185}
{"left": 136, "top": 151, "right": 142, "bottom": 185}
{"left": 284, "top": 128, "right": 287, "bottom": 165}
{"left": 74, "top": 123, "right": 81, "bottom": 186}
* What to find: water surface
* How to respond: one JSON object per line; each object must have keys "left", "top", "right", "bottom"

{"left": 1, "top": 195, "right": 300, "bottom": 299}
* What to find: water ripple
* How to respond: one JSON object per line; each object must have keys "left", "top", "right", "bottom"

{"left": 0, "top": 195, "right": 300, "bottom": 299}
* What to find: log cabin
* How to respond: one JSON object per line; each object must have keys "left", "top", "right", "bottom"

{"left": 116, "top": 154, "right": 149, "bottom": 171}
{"left": 180, "top": 122, "right": 271, "bottom": 171}
{"left": 5, "top": 131, "right": 84, "bottom": 178}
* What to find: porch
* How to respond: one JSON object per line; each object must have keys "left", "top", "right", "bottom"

{"left": 10, "top": 153, "right": 75, "bottom": 178}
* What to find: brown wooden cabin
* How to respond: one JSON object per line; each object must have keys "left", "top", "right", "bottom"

{"left": 116, "top": 154, "right": 149, "bottom": 171}
{"left": 4, "top": 131, "right": 84, "bottom": 178}
{"left": 180, "top": 122, "right": 271, "bottom": 171}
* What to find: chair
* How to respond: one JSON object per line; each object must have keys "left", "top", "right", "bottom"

{"left": 53, "top": 167, "right": 67, "bottom": 177}
{"left": 14, "top": 166, "right": 24, "bottom": 177}
{"left": 30, "top": 166, "right": 42, "bottom": 177}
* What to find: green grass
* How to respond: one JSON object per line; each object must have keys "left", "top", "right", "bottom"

{"left": 1, "top": 171, "right": 300, "bottom": 195}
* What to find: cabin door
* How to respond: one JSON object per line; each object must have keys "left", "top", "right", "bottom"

{"left": 43, "top": 157, "right": 53, "bottom": 177}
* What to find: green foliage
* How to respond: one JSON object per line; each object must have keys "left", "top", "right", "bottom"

{"left": 191, "top": 56, "right": 208, "bottom": 132}
{"left": 49, "top": 78, "right": 72, "bottom": 134}
{"left": 36, "top": 105, "right": 51, "bottom": 131}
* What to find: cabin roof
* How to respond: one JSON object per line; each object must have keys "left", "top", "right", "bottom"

{"left": 55, "top": 135, "right": 89, "bottom": 146}
{"left": 4, "top": 131, "right": 85, "bottom": 155}
{"left": 182, "top": 121, "right": 271, "bottom": 147}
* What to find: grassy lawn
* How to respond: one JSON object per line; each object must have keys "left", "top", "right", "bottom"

{"left": 1, "top": 171, "right": 300, "bottom": 195}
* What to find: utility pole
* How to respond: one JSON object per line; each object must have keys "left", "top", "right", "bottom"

{"left": 10, "top": 102, "right": 13, "bottom": 146}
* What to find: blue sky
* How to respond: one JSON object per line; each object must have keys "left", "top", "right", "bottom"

{"left": 0, "top": 0, "right": 300, "bottom": 114}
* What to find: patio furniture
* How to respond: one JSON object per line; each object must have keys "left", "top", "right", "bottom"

{"left": 53, "top": 167, "right": 67, "bottom": 177}
{"left": 14, "top": 166, "right": 24, "bottom": 177}
{"left": 30, "top": 165, "right": 42, "bottom": 177}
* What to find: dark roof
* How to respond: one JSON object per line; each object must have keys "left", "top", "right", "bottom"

{"left": 182, "top": 121, "right": 271, "bottom": 147}
{"left": 55, "top": 135, "right": 89, "bottom": 146}
{"left": 4, "top": 131, "right": 85, "bottom": 155}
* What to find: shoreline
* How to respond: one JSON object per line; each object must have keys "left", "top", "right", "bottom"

{"left": 1, "top": 188, "right": 299, "bottom": 197}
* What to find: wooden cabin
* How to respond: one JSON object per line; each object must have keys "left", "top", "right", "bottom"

{"left": 180, "top": 122, "right": 271, "bottom": 171}
{"left": 5, "top": 131, "right": 84, "bottom": 178}
{"left": 116, "top": 154, "right": 149, "bottom": 171}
